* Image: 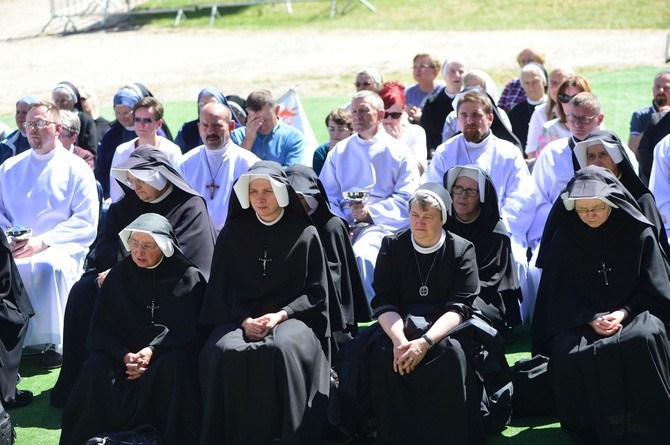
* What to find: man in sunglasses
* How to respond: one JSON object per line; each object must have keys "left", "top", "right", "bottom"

{"left": 108, "top": 96, "right": 182, "bottom": 203}
{"left": 0, "top": 101, "right": 99, "bottom": 370}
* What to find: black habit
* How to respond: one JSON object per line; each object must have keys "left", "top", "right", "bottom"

{"left": 286, "top": 164, "right": 372, "bottom": 351}
{"left": 419, "top": 86, "right": 455, "bottom": 154}
{"left": 199, "top": 161, "right": 330, "bottom": 445}
{"left": 507, "top": 99, "right": 540, "bottom": 152}
{"left": 51, "top": 148, "right": 216, "bottom": 408}
{"left": 532, "top": 166, "right": 670, "bottom": 444}
{"left": 336, "top": 213, "right": 485, "bottom": 445}
{"left": 444, "top": 166, "right": 523, "bottom": 330}
{"left": 59, "top": 214, "right": 206, "bottom": 445}
{"left": 0, "top": 231, "right": 33, "bottom": 404}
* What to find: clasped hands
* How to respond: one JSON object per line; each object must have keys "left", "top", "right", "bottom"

{"left": 588, "top": 310, "right": 627, "bottom": 337}
{"left": 10, "top": 237, "right": 47, "bottom": 259}
{"left": 124, "top": 347, "right": 153, "bottom": 380}
{"left": 349, "top": 202, "right": 371, "bottom": 224}
{"left": 393, "top": 339, "right": 427, "bottom": 376}
{"left": 242, "top": 311, "right": 287, "bottom": 341}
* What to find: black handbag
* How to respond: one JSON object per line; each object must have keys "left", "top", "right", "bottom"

{"left": 83, "top": 424, "right": 162, "bottom": 445}
{"left": 511, "top": 354, "right": 556, "bottom": 418}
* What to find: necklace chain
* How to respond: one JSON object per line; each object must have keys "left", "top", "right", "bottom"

{"left": 413, "top": 249, "right": 439, "bottom": 297}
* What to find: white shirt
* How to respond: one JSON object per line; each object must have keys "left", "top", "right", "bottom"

{"left": 180, "top": 141, "right": 259, "bottom": 233}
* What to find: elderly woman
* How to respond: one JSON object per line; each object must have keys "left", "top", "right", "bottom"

{"left": 174, "top": 86, "right": 240, "bottom": 153}
{"left": 444, "top": 165, "right": 522, "bottom": 333}
{"left": 379, "top": 81, "right": 428, "bottom": 174}
{"left": 52, "top": 81, "right": 97, "bottom": 154}
{"left": 574, "top": 130, "right": 669, "bottom": 256}
{"left": 337, "top": 183, "right": 484, "bottom": 444}
{"left": 50, "top": 148, "right": 216, "bottom": 408}
{"left": 199, "top": 161, "right": 330, "bottom": 444}
{"left": 532, "top": 166, "right": 670, "bottom": 443}
{"left": 59, "top": 213, "right": 206, "bottom": 445}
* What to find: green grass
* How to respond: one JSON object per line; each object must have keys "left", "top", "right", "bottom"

{"left": 127, "top": 0, "right": 669, "bottom": 30}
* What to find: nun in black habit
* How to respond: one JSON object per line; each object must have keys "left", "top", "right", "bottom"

{"left": 0, "top": 230, "right": 34, "bottom": 408}
{"left": 573, "top": 129, "right": 670, "bottom": 257}
{"left": 199, "top": 161, "right": 330, "bottom": 445}
{"left": 336, "top": 183, "right": 485, "bottom": 445}
{"left": 286, "top": 164, "right": 372, "bottom": 351}
{"left": 50, "top": 148, "right": 216, "bottom": 408}
{"left": 59, "top": 213, "right": 206, "bottom": 445}
{"left": 532, "top": 166, "right": 670, "bottom": 444}
{"left": 444, "top": 165, "right": 523, "bottom": 331}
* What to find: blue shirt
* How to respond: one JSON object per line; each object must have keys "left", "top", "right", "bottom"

{"left": 230, "top": 121, "right": 304, "bottom": 166}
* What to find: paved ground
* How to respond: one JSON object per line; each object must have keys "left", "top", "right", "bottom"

{"left": 0, "top": 0, "right": 668, "bottom": 114}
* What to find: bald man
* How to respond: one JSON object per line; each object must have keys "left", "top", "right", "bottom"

{"left": 180, "top": 102, "right": 260, "bottom": 233}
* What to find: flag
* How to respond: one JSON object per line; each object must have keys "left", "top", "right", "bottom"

{"left": 277, "top": 88, "right": 319, "bottom": 167}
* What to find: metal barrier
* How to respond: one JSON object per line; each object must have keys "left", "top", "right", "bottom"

{"left": 44, "top": 0, "right": 375, "bottom": 32}
{"left": 43, "top": 0, "right": 142, "bottom": 33}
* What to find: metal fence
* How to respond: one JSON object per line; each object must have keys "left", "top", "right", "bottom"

{"left": 44, "top": 0, "right": 375, "bottom": 32}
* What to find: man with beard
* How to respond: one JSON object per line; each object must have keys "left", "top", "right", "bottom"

{"left": 424, "top": 89, "right": 534, "bottom": 320}
{"left": 180, "top": 102, "right": 259, "bottom": 233}
{"left": 628, "top": 71, "right": 670, "bottom": 154}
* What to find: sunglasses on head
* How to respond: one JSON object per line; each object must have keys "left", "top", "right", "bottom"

{"left": 384, "top": 111, "right": 403, "bottom": 119}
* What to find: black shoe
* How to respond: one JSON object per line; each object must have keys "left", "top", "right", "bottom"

{"left": 42, "top": 346, "right": 63, "bottom": 369}
{"left": 5, "top": 389, "right": 33, "bottom": 409}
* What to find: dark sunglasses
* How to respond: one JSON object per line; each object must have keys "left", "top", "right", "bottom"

{"left": 558, "top": 93, "right": 576, "bottom": 104}
{"left": 355, "top": 81, "right": 372, "bottom": 88}
{"left": 133, "top": 117, "right": 154, "bottom": 124}
{"left": 384, "top": 111, "right": 403, "bottom": 119}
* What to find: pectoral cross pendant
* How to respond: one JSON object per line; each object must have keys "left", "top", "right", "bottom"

{"left": 206, "top": 180, "right": 220, "bottom": 200}
{"left": 147, "top": 300, "right": 159, "bottom": 322}
{"left": 597, "top": 261, "right": 611, "bottom": 286}
{"left": 259, "top": 247, "right": 272, "bottom": 277}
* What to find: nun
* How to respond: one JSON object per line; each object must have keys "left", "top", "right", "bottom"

{"left": 59, "top": 213, "right": 206, "bottom": 445}
{"left": 199, "top": 161, "right": 330, "bottom": 444}
{"left": 532, "top": 166, "right": 670, "bottom": 444}
{"left": 444, "top": 165, "right": 523, "bottom": 333}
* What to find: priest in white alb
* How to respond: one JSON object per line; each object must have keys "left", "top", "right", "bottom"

{"left": 0, "top": 101, "right": 98, "bottom": 368}
{"left": 179, "top": 102, "right": 259, "bottom": 234}
{"left": 320, "top": 90, "right": 420, "bottom": 300}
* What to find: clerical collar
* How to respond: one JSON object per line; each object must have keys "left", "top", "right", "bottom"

{"left": 464, "top": 132, "right": 491, "bottom": 150}
{"left": 31, "top": 147, "right": 57, "bottom": 161}
{"left": 455, "top": 208, "right": 482, "bottom": 224}
{"left": 411, "top": 229, "right": 447, "bottom": 254}
{"left": 149, "top": 184, "right": 174, "bottom": 204}
{"left": 144, "top": 256, "right": 164, "bottom": 270}
{"left": 257, "top": 208, "right": 285, "bottom": 226}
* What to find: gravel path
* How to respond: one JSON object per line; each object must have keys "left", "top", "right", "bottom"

{"left": 1, "top": 1, "right": 667, "bottom": 114}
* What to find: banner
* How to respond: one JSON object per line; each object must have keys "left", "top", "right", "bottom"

{"left": 277, "top": 88, "right": 319, "bottom": 167}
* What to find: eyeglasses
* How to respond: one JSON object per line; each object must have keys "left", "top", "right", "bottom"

{"left": 384, "top": 111, "right": 403, "bottom": 119}
{"left": 23, "top": 119, "right": 56, "bottom": 130}
{"left": 451, "top": 185, "right": 479, "bottom": 197}
{"left": 133, "top": 117, "right": 154, "bottom": 124}
{"left": 575, "top": 203, "right": 607, "bottom": 214}
{"left": 558, "top": 93, "right": 576, "bottom": 104}
{"left": 328, "top": 126, "right": 350, "bottom": 133}
{"left": 128, "top": 238, "right": 159, "bottom": 252}
{"left": 412, "top": 64, "right": 433, "bottom": 70}
{"left": 567, "top": 114, "right": 598, "bottom": 125}
{"left": 355, "top": 81, "right": 372, "bottom": 88}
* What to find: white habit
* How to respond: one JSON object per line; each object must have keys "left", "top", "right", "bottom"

{"left": 109, "top": 136, "right": 182, "bottom": 203}
{"left": 0, "top": 148, "right": 99, "bottom": 347}
{"left": 179, "top": 141, "right": 260, "bottom": 233}
{"left": 649, "top": 134, "right": 670, "bottom": 241}
{"left": 319, "top": 132, "right": 420, "bottom": 300}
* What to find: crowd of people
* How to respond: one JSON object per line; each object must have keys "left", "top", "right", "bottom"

{"left": 0, "top": 49, "right": 670, "bottom": 444}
